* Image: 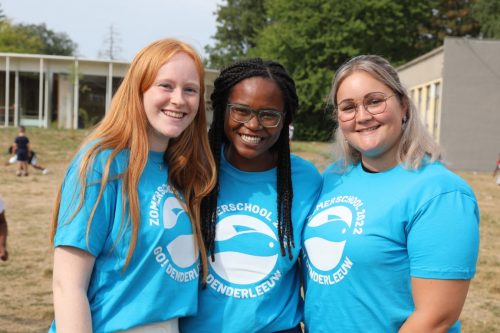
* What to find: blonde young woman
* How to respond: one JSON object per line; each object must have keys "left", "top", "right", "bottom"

{"left": 302, "top": 55, "right": 479, "bottom": 332}
{"left": 49, "top": 39, "right": 216, "bottom": 333}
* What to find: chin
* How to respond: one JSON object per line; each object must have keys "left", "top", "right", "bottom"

{"left": 164, "top": 126, "right": 191, "bottom": 139}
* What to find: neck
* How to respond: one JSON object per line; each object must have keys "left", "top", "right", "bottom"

{"left": 148, "top": 127, "right": 170, "bottom": 152}
{"left": 224, "top": 145, "right": 277, "bottom": 172}
{"left": 361, "top": 154, "right": 398, "bottom": 172}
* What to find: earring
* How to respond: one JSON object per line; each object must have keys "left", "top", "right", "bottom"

{"left": 402, "top": 115, "right": 407, "bottom": 124}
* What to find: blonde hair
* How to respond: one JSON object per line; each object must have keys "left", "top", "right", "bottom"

{"left": 51, "top": 38, "right": 216, "bottom": 280}
{"left": 329, "top": 54, "right": 441, "bottom": 171}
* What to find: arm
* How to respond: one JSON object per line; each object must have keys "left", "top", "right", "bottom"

{"left": 399, "top": 278, "right": 470, "bottom": 333}
{"left": 0, "top": 211, "right": 8, "bottom": 261}
{"left": 52, "top": 246, "right": 96, "bottom": 333}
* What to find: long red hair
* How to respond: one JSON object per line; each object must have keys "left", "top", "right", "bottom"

{"left": 50, "top": 38, "right": 216, "bottom": 279}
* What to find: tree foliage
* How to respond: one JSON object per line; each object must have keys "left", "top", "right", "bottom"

{"left": 472, "top": 0, "right": 500, "bottom": 38}
{"left": 205, "top": 0, "right": 267, "bottom": 69}
{"left": 0, "top": 17, "right": 77, "bottom": 56}
{"left": 206, "top": 0, "right": 488, "bottom": 140}
{"left": 17, "top": 23, "right": 77, "bottom": 56}
{"left": 0, "top": 20, "right": 44, "bottom": 54}
{"left": 429, "top": 0, "right": 480, "bottom": 43}
{"left": 252, "top": 0, "right": 439, "bottom": 140}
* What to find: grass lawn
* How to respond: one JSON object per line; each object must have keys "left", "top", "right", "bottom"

{"left": 0, "top": 127, "right": 498, "bottom": 332}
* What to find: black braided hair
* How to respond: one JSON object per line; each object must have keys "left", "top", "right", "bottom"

{"left": 201, "top": 58, "right": 298, "bottom": 262}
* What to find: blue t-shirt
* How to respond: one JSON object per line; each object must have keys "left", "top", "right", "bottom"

{"left": 15, "top": 135, "right": 29, "bottom": 152}
{"left": 49, "top": 149, "right": 199, "bottom": 332}
{"left": 302, "top": 161, "right": 480, "bottom": 333}
{"left": 180, "top": 152, "right": 321, "bottom": 333}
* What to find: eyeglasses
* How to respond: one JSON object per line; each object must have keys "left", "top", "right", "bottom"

{"left": 227, "top": 103, "right": 284, "bottom": 128}
{"left": 336, "top": 92, "right": 395, "bottom": 122}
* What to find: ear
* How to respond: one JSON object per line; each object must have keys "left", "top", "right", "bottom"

{"left": 400, "top": 95, "right": 410, "bottom": 123}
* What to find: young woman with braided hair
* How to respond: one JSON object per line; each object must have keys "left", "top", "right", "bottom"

{"left": 179, "top": 59, "right": 321, "bottom": 333}
{"left": 49, "top": 39, "right": 216, "bottom": 333}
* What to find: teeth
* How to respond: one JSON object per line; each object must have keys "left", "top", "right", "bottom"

{"left": 240, "top": 134, "right": 262, "bottom": 144}
{"left": 359, "top": 126, "right": 378, "bottom": 132}
{"left": 163, "top": 110, "right": 184, "bottom": 119}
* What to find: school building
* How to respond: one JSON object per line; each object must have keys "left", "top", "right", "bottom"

{"left": 0, "top": 52, "right": 218, "bottom": 130}
{"left": 398, "top": 37, "right": 500, "bottom": 172}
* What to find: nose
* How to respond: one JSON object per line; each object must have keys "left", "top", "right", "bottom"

{"left": 244, "top": 113, "right": 263, "bottom": 130}
{"left": 355, "top": 104, "right": 373, "bottom": 122}
{"left": 170, "top": 88, "right": 185, "bottom": 106}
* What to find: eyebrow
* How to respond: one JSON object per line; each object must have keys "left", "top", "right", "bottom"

{"left": 229, "top": 102, "right": 281, "bottom": 111}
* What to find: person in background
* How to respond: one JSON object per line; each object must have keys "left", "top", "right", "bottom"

{"left": 0, "top": 195, "right": 8, "bottom": 261}
{"left": 493, "top": 153, "right": 500, "bottom": 186}
{"left": 13, "top": 126, "right": 31, "bottom": 176}
{"left": 302, "top": 55, "right": 479, "bottom": 332}
{"left": 180, "top": 58, "right": 321, "bottom": 333}
{"left": 6, "top": 147, "right": 49, "bottom": 174}
{"left": 49, "top": 38, "right": 216, "bottom": 333}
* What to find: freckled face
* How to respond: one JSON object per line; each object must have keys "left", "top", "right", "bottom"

{"left": 142, "top": 52, "right": 200, "bottom": 152}
{"left": 337, "top": 71, "right": 406, "bottom": 169}
{"left": 224, "top": 77, "right": 285, "bottom": 171}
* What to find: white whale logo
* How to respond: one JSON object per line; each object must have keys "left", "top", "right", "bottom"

{"left": 304, "top": 206, "right": 352, "bottom": 271}
{"left": 210, "top": 214, "right": 278, "bottom": 285}
{"left": 162, "top": 196, "right": 198, "bottom": 268}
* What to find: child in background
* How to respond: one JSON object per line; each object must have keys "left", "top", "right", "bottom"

{"left": 6, "top": 147, "right": 49, "bottom": 174}
{"left": 13, "top": 126, "right": 30, "bottom": 176}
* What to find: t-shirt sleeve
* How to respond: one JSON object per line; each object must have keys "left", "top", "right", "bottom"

{"left": 407, "top": 190, "right": 479, "bottom": 279}
{"left": 54, "top": 157, "right": 118, "bottom": 257}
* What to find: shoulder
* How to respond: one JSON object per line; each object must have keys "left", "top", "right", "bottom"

{"left": 290, "top": 154, "right": 321, "bottom": 180}
{"left": 0, "top": 197, "right": 4, "bottom": 213}
{"left": 290, "top": 154, "right": 322, "bottom": 201}
{"left": 322, "top": 160, "right": 351, "bottom": 180}
{"left": 414, "top": 162, "right": 475, "bottom": 198}
{"left": 70, "top": 144, "right": 129, "bottom": 178}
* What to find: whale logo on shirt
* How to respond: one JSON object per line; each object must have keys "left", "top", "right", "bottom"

{"left": 210, "top": 214, "right": 279, "bottom": 285}
{"left": 162, "top": 195, "right": 199, "bottom": 268}
{"left": 304, "top": 206, "right": 352, "bottom": 271}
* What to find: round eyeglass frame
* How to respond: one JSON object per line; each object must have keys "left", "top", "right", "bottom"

{"left": 336, "top": 92, "right": 395, "bottom": 122}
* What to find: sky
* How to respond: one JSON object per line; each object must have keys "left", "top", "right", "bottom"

{"left": 1, "top": 0, "right": 222, "bottom": 61}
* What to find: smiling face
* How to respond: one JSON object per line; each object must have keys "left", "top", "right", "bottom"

{"left": 224, "top": 77, "right": 285, "bottom": 171}
{"left": 337, "top": 70, "right": 407, "bottom": 171}
{"left": 142, "top": 52, "right": 201, "bottom": 152}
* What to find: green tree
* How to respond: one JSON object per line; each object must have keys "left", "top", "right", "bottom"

{"left": 205, "top": 0, "right": 267, "bottom": 69}
{"left": 472, "top": 0, "right": 500, "bottom": 38}
{"left": 0, "top": 18, "right": 77, "bottom": 56}
{"left": 0, "top": 19, "right": 44, "bottom": 53}
{"left": 207, "top": 0, "right": 486, "bottom": 140}
{"left": 17, "top": 23, "right": 77, "bottom": 56}
{"left": 252, "top": 0, "right": 438, "bottom": 140}
{"left": 428, "top": 0, "right": 481, "bottom": 45}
